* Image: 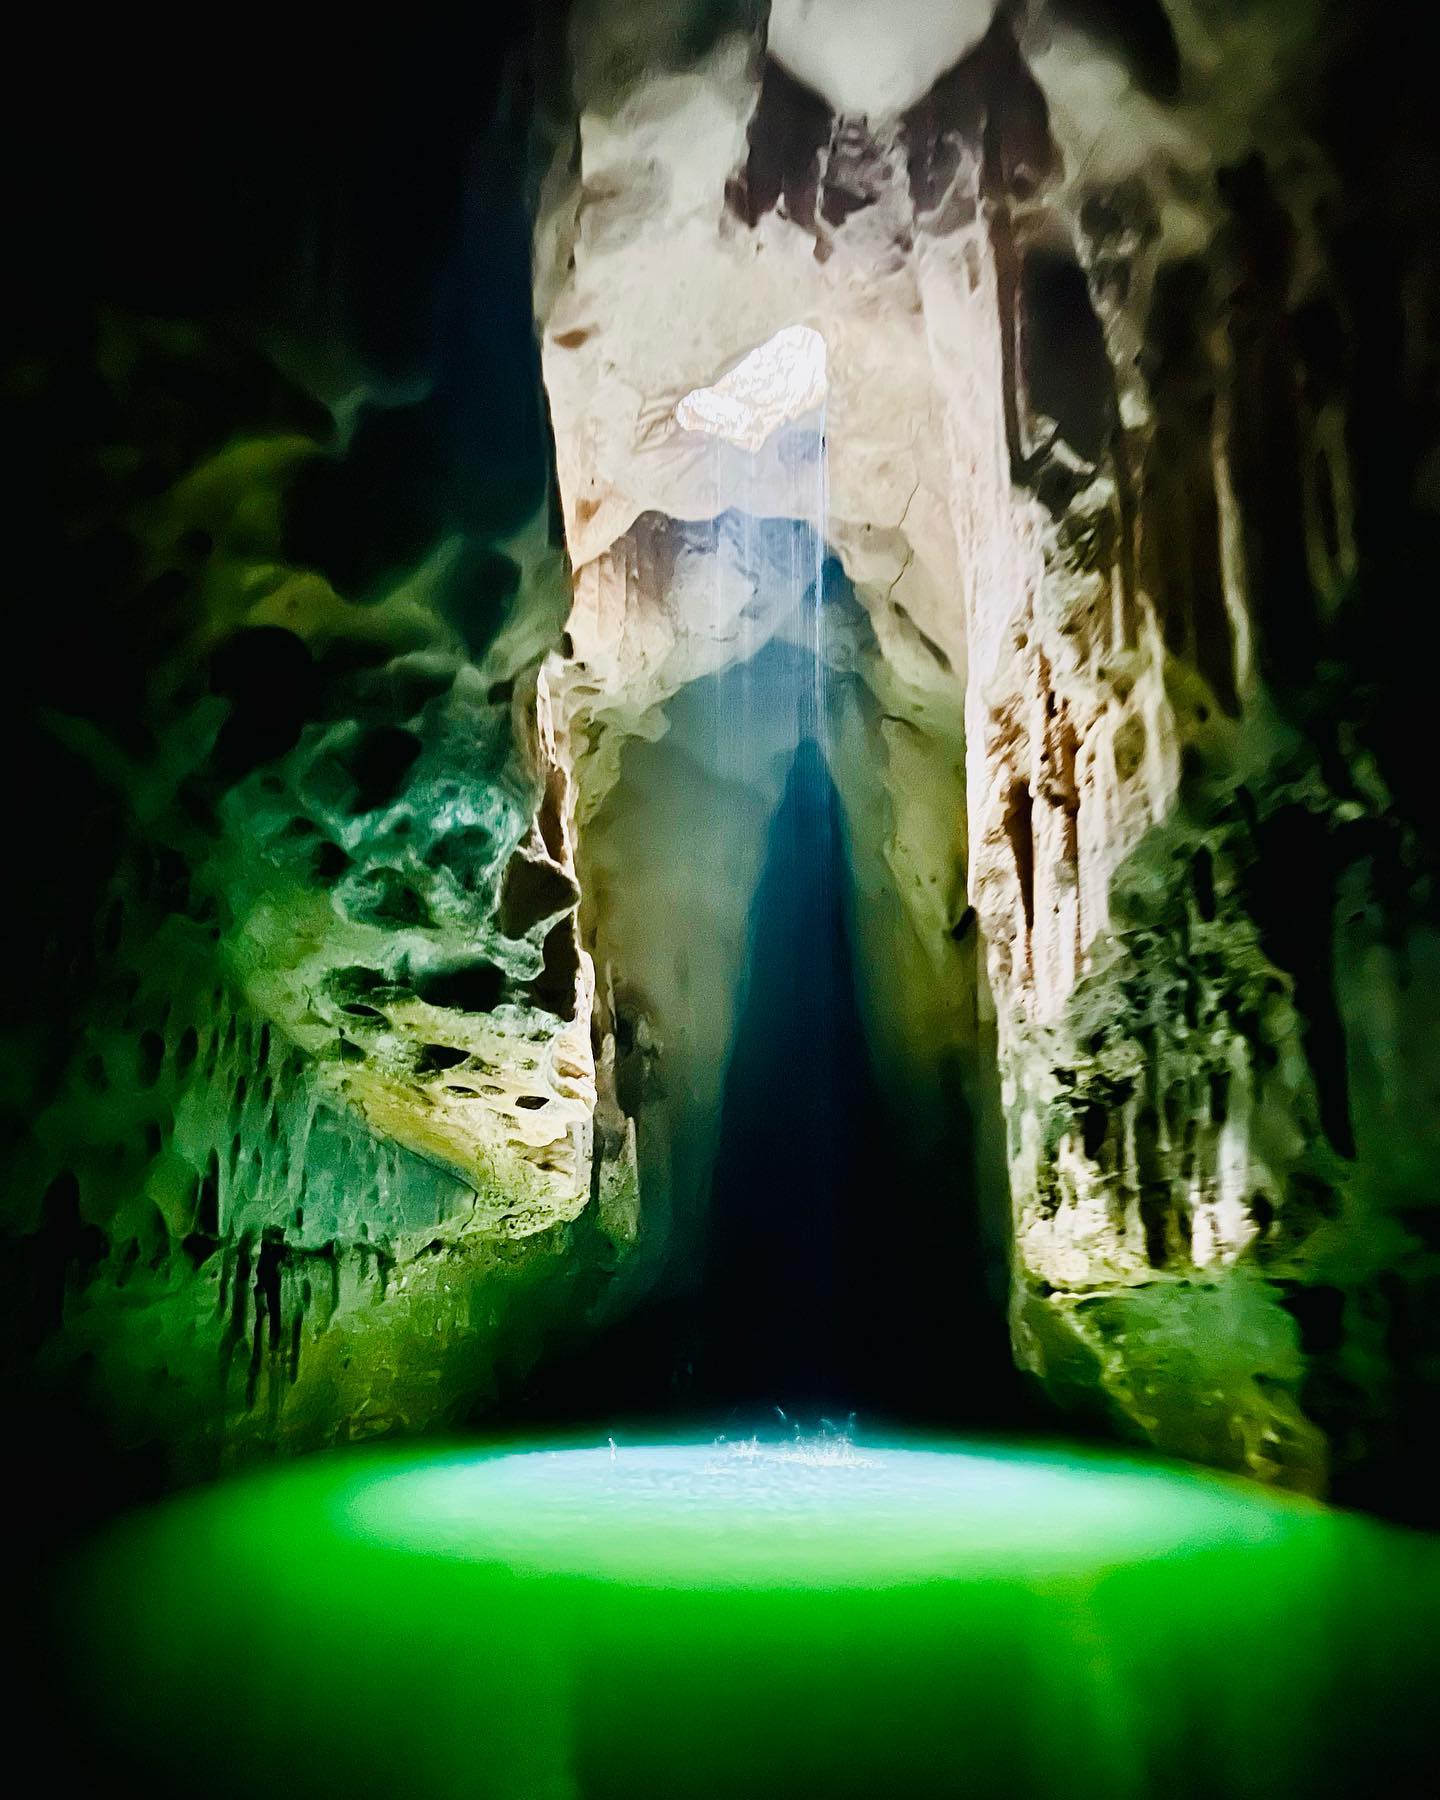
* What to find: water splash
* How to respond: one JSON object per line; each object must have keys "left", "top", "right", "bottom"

{"left": 712, "top": 1433, "right": 876, "bottom": 1471}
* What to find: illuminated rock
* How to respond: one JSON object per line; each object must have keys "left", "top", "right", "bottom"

{"left": 675, "top": 324, "right": 827, "bottom": 451}
{"left": 536, "top": 0, "right": 1440, "bottom": 1498}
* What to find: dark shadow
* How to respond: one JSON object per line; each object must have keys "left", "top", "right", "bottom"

{"left": 691, "top": 738, "right": 855, "bottom": 1408}
{"left": 504, "top": 720, "right": 1030, "bottom": 1437}
{"left": 691, "top": 741, "right": 1026, "bottom": 1427}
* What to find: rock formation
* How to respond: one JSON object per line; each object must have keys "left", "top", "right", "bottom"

{"left": 535, "top": 0, "right": 1440, "bottom": 1501}
{"left": 3, "top": 3, "right": 1437, "bottom": 1511}
{"left": 1, "top": 26, "right": 626, "bottom": 1474}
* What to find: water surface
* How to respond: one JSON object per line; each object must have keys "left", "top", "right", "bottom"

{"left": 60, "top": 1436, "right": 1440, "bottom": 1797}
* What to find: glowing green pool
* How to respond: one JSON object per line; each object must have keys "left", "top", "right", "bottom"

{"left": 62, "top": 1438, "right": 1440, "bottom": 1797}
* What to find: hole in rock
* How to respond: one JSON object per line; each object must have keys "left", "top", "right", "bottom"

{"left": 498, "top": 852, "right": 579, "bottom": 940}
{"left": 414, "top": 962, "right": 505, "bottom": 1015}
{"left": 1004, "top": 781, "right": 1036, "bottom": 934}
{"left": 1019, "top": 249, "right": 1115, "bottom": 467}
{"left": 527, "top": 917, "right": 580, "bottom": 1020}
{"left": 345, "top": 726, "right": 423, "bottom": 814}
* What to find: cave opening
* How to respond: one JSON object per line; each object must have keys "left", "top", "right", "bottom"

{"left": 517, "top": 557, "right": 1018, "bottom": 1435}
{"left": 510, "top": 310, "right": 1025, "bottom": 1436}
{"left": 696, "top": 736, "right": 877, "bottom": 1415}
{"left": 692, "top": 733, "right": 1021, "bottom": 1428}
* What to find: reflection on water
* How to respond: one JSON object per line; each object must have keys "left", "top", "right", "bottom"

{"left": 63, "top": 1436, "right": 1440, "bottom": 1799}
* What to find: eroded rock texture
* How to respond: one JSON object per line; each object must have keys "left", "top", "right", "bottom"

{"left": 0, "top": 22, "right": 635, "bottom": 1480}
{"left": 538, "top": 0, "right": 1439, "bottom": 1502}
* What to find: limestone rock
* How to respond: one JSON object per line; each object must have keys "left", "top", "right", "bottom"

{"left": 538, "top": 0, "right": 1440, "bottom": 1500}
{"left": 3, "top": 282, "right": 624, "bottom": 1467}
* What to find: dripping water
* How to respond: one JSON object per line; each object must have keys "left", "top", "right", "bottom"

{"left": 508, "top": 343, "right": 1021, "bottom": 1433}
{"left": 684, "top": 389, "right": 874, "bottom": 1411}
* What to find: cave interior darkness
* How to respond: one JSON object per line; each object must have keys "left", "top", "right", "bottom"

{"left": 520, "top": 639, "right": 1022, "bottom": 1434}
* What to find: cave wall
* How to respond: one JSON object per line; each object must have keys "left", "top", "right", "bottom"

{"left": 1, "top": 17, "right": 634, "bottom": 1489}
{"left": 4, "top": 2, "right": 1436, "bottom": 1510}
{"left": 538, "top": 0, "right": 1440, "bottom": 1505}
{"left": 946, "top": 2, "right": 1440, "bottom": 1504}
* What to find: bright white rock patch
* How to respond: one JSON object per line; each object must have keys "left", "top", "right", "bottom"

{"left": 675, "top": 326, "right": 828, "bottom": 453}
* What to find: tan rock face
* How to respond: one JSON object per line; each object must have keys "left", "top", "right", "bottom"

{"left": 538, "top": 0, "right": 1434, "bottom": 1495}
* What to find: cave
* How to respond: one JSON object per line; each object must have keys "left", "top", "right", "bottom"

{"left": 6, "top": 4, "right": 1440, "bottom": 1796}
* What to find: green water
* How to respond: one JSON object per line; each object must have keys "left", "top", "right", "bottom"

{"left": 60, "top": 1437, "right": 1440, "bottom": 1798}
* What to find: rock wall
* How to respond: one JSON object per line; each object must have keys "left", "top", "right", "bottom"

{"left": 539, "top": 0, "right": 1440, "bottom": 1504}
{"left": 4, "top": 4, "right": 1436, "bottom": 1508}
{"left": 532, "top": 28, "right": 1003, "bottom": 1363}
{"left": 946, "top": 2, "right": 1440, "bottom": 1502}
{"left": 1, "top": 21, "right": 632, "bottom": 1486}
